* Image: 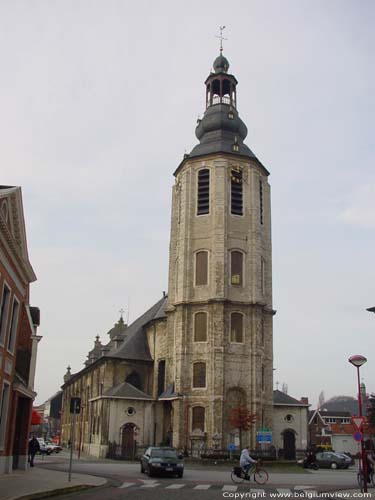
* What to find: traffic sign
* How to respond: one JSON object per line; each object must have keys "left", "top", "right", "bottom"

{"left": 256, "top": 432, "right": 272, "bottom": 443}
{"left": 353, "top": 431, "right": 363, "bottom": 442}
{"left": 228, "top": 443, "right": 235, "bottom": 451}
{"left": 351, "top": 416, "right": 365, "bottom": 429}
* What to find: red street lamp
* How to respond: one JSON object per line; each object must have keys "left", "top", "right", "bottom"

{"left": 348, "top": 354, "right": 367, "bottom": 492}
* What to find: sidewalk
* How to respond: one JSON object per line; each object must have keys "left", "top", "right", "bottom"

{"left": 0, "top": 466, "right": 107, "bottom": 500}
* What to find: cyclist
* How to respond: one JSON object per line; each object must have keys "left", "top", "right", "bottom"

{"left": 240, "top": 446, "right": 257, "bottom": 476}
{"left": 366, "top": 450, "right": 375, "bottom": 483}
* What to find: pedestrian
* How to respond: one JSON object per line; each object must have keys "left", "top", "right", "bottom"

{"left": 28, "top": 436, "right": 40, "bottom": 467}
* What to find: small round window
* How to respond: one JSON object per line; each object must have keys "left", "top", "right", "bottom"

{"left": 126, "top": 407, "right": 136, "bottom": 416}
{"left": 285, "top": 414, "right": 294, "bottom": 422}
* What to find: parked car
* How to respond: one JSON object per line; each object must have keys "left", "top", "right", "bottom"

{"left": 45, "top": 441, "right": 62, "bottom": 453}
{"left": 140, "top": 447, "right": 184, "bottom": 477}
{"left": 315, "top": 452, "right": 349, "bottom": 469}
{"left": 36, "top": 438, "right": 52, "bottom": 455}
{"left": 335, "top": 453, "right": 354, "bottom": 466}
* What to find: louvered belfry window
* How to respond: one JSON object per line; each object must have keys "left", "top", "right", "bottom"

{"left": 231, "top": 168, "right": 243, "bottom": 215}
{"left": 197, "top": 169, "right": 210, "bottom": 215}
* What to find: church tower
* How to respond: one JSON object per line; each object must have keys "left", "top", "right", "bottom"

{"left": 164, "top": 51, "right": 274, "bottom": 450}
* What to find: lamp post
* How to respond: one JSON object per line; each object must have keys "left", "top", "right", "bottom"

{"left": 366, "top": 307, "right": 375, "bottom": 314}
{"left": 348, "top": 355, "right": 367, "bottom": 492}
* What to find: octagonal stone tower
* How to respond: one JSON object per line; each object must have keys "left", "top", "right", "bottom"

{"left": 163, "top": 53, "right": 274, "bottom": 451}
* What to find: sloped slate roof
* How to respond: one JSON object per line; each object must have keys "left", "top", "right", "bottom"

{"left": 105, "top": 295, "right": 167, "bottom": 362}
{"left": 273, "top": 390, "right": 307, "bottom": 406}
{"left": 103, "top": 382, "right": 153, "bottom": 400}
{"left": 319, "top": 410, "right": 351, "bottom": 417}
{"left": 158, "top": 383, "right": 182, "bottom": 400}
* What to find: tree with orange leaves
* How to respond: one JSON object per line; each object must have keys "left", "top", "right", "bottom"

{"left": 228, "top": 405, "right": 257, "bottom": 450}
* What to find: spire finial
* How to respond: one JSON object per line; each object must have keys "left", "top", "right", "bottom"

{"left": 119, "top": 308, "right": 125, "bottom": 320}
{"left": 215, "top": 26, "right": 227, "bottom": 54}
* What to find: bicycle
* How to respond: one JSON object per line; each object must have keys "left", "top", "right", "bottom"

{"left": 231, "top": 460, "right": 269, "bottom": 485}
{"left": 357, "top": 467, "right": 375, "bottom": 491}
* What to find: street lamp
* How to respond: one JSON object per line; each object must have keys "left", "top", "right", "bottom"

{"left": 366, "top": 307, "right": 375, "bottom": 314}
{"left": 348, "top": 355, "right": 368, "bottom": 492}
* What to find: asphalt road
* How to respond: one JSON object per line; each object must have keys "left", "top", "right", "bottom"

{"left": 36, "top": 453, "right": 363, "bottom": 500}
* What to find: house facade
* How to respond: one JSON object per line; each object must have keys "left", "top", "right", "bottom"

{"left": 0, "top": 186, "right": 41, "bottom": 474}
{"left": 308, "top": 409, "right": 358, "bottom": 455}
{"left": 272, "top": 390, "right": 309, "bottom": 459}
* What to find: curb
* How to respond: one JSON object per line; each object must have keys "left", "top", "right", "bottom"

{"left": 11, "top": 483, "right": 102, "bottom": 500}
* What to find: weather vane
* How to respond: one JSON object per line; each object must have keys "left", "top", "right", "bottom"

{"left": 119, "top": 308, "right": 125, "bottom": 319}
{"left": 215, "top": 25, "right": 227, "bottom": 54}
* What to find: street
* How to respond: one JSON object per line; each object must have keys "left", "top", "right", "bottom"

{"left": 35, "top": 452, "right": 364, "bottom": 499}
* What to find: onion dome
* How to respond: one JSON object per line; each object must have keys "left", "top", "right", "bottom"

{"left": 188, "top": 53, "right": 257, "bottom": 160}
{"left": 213, "top": 54, "right": 229, "bottom": 73}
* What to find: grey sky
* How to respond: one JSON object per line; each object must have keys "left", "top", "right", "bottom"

{"left": 1, "top": 0, "right": 374, "bottom": 406}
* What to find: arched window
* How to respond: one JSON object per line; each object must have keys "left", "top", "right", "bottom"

{"left": 193, "top": 362, "right": 206, "bottom": 388}
{"left": 192, "top": 406, "right": 205, "bottom": 431}
{"left": 197, "top": 169, "right": 210, "bottom": 215}
{"left": 194, "top": 312, "right": 207, "bottom": 342}
{"left": 230, "top": 251, "right": 243, "bottom": 286}
{"left": 230, "top": 313, "right": 243, "bottom": 343}
{"left": 157, "top": 360, "right": 166, "bottom": 396}
{"left": 195, "top": 251, "right": 208, "bottom": 286}
{"left": 126, "top": 372, "right": 142, "bottom": 390}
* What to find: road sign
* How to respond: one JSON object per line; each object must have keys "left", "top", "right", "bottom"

{"left": 256, "top": 432, "right": 272, "bottom": 443}
{"left": 228, "top": 443, "right": 235, "bottom": 451}
{"left": 351, "top": 416, "right": 365, "bottom": 429}
{"left": 353, "top": 431, "right": 363, "bottom": 442}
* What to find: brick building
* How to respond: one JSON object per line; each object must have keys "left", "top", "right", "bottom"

{"left": 0, "top": 186, "right": 41, "bottom": 474}
{"left": 62, "top": 51, "right": 274, "bottom": 458}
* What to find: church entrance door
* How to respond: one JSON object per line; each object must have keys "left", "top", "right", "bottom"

{"left": 121, "top": 423, "right": 135, "bottom": 459}
{"left": 283, "top": 430, "right": 296, "bottom": 460}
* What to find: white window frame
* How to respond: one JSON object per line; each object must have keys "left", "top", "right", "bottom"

{"left": 192, "top": 361, "right": 207, "bottom": 389}
{"left": 230, "top": 166, "right": 245, "bottom": 217}
{"left": 230, "top": 311, "right": 244, "bottom": 344}
{"left": 196, "top": 167, "right": 211, "bottom": 217}
{"left": 230, "top": 249, "right": 245, "bottom": 287}
{"left": 193, "top": 311, "right": 208, "bottom": 343}
{"left": 194, "top": 250, "right": 210, "bottom": 287}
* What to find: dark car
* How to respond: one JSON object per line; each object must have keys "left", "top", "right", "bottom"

{"left": 335, "top": 453, "right": 354, "bottom": 466}
{"left": 140, "top": 447, "right": 184, "bottom": 477}
{"left": 315, "top": 452, "right": 349, "bottom": 469}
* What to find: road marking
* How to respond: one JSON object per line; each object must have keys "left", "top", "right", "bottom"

{"left": 250, "top": 489, "right": 265, "bottom": 495}
{"left": 118, "top": 482, "right": 136, "bottom": 489}
{"left": 295, "top": 486, "right": 314, "bottom": 490}
{"left": 194, "top": 484, "right": 211, "bottom": 490}
{"left": 165, "top": 484, "right": 186, "bottom": 489}
{"left": 222, "top": 485, "right": 238, "bottom": 491}
{"left": 140, "top": 480, "right": 160, "bottom": 488}
{"left": 277, "top": 489, "right": 292, "bottom": 494}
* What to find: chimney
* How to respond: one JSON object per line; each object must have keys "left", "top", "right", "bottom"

{"left": 300, "top": 397, "right": 309, "bottom": 405}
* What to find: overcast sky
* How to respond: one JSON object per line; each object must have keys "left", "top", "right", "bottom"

{"left": 1, "top": 0, "right": 374, "bottom": 407}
